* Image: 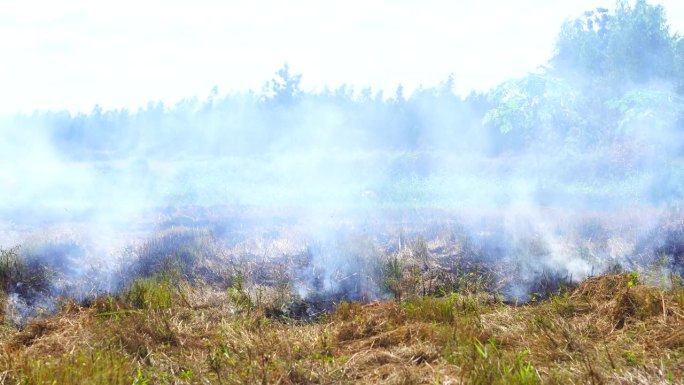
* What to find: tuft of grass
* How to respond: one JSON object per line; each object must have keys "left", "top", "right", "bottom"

{"left": 381, "top": 249, "right": 422, "bottom": 301}
{"left": 120, "top": 227, "right": 226, "bottom": 287}
{"left": 122, "top": 274, "right": 180, "bottom": 310}
{"left": 403, "top": 294, "right": 461, "bottom": 324}
{"left": 3, "top": 349, "right": 135, "bottom": 385}
{"left": 227, "top": 271, "right": 255, "bottom": 313}
{"left": 0, "top": 247, "right": 52, "bottom": 299}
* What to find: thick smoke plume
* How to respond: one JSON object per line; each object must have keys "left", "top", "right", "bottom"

{"left": 1, "top": 1, "right": 683, "bottom": 320}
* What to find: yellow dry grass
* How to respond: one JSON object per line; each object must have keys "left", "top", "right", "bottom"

{"left": 0, "top": 273, "right": 682, "bottom": 384}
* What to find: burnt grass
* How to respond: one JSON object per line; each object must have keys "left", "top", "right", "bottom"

{"left": 0, "top": 207, "right": 684, "bottom": 384}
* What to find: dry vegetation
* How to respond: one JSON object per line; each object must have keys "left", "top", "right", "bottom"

{"left": 0, "top": 212, "right": 683, "bottom": 384}
{"left": 0, "top": 270, "right": 682, "bottom": 384}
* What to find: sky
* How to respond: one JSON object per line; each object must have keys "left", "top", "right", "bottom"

{"left": 0, "top": 0, "right": 682, "bottom": 114}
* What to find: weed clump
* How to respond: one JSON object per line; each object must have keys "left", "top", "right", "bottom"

{"left": 0, "top": 248, "right": 52, "bottom": 299}
{"left": 0, "top": 247, "right": 54, "bottom": 324}
{"left": 123, "top": 274, "right": 180, "bottom": 310}
{"left": 120, "top": 227, "right": 226, "bottom": 287}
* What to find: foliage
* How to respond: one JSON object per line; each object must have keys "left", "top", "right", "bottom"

{"left": 553, "top": 0, "right": 678, "bottom": 86}
{"left": 264, "top": 64, "right": 303, "bottom": 105}
{"left": 484, "top": 0, "right": 684, "bottom": 152}
{"left": 483, "top": 74, "right": 587, "bottom": 144}
{"left": 607, "top": 88, "right": 684, "bottom": 138}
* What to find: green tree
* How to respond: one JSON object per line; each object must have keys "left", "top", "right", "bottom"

{"left": 483, "top": 74, "right": 590, "bottom": 149}
{"left": 264, "top": 64, "right": 302, "bottom": 105}
{"left": 553, "top": 0, "right": 677, "bottom": 88}
{"left": 485, "top": 0, "right": 683, "bottom": 151}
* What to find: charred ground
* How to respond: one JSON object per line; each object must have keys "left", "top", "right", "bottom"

{"left": 1, "top": 207, "right": 683, "bottom": 384}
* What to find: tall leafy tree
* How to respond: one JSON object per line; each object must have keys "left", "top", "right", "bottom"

{"left": 485, "top": 0, "right": 683, "bottom": 152}
{"left": 553, "top": 0, "right": 677, "bottom": 88}
{"left": 264, "top": 64, "right": 302, "bottom": 106}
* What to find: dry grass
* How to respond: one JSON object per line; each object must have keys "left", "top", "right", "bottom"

{"left": 2, "top": 211, "right": 684, "bottom": 384}
{"left": 0, "top": 273, "right": 681, "bottom": 384}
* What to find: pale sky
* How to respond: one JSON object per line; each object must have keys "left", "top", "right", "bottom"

{"left": 0, "top": 0, "right": 682, "bottom": 114}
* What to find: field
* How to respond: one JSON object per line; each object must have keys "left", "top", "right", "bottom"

{"left": 1, "top": 207, "right": 683, "bottom": 384}
{"left": 3, "top": 0, "right": 684, "bottom": 383}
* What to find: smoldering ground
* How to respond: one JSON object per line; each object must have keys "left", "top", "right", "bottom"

{"left": 2, "top": 3, "right": 684, "bottom": 322}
